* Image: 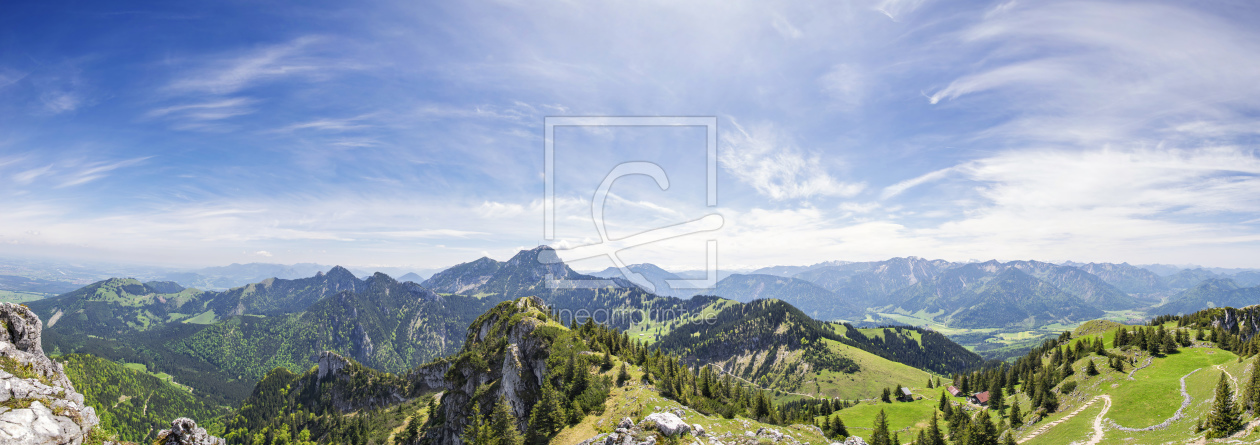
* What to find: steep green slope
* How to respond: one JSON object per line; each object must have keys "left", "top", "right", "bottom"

{"left": 60, "top": 353, "right": 230, "bottom": 443}
{"left": 169, "top": 273, "right": 491, "bottom": 380}
{"left": 656, "top": 299, "right": 981, "bottom": 400}
{"left": 29, "top": 278, "right": 209, "bottom": 335}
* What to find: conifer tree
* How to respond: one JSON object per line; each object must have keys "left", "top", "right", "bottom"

{"left": 527, "top": 381, "right": 565, "bottom": 444}
{"left": 939, "top": 391, "right": 950, "bottom": 412}
{"left": 834, "top": 416, "right": 849, "bottom": 438}
{"left": 967, "top": 410, "right": 998, "bottom": 445}
{"left": 882, "top": 387, "right": 892, "bottom": 403}
{"left": 1243, "top": 356, "right": 1260, "bottom": 413}
{"left": 491, "top": 396, "right": 525, "bottom": 445}
{"left": 926, "top": 412, "right": 944, "bottom": 445}
{"left": 871, "top": 409, "right": 891, "bottom": 445}
{"left": 616, "top": 362, "right": 630, "bottom": 387}
{"left": 1207, "top": 372, "right": 1243, "bottom": 438}
{"left": 463, "top": 403, "right": 488, "bottom": 445}
{"left": 1086, "top": 360, "right": 1098, "bottom": 376}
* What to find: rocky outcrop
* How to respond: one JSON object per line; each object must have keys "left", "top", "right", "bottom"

{"left": 314, "top": 351, "right": 409, "bottom": 413}
{"left": 0, "top": 302, "right": 99, "bottom": 444}
{"left": 640, "top": 413, "right": 690, "bottom": 437}
{"left": 418, "top": 296, "right": 554, "bottom": 445}
{"left": 154, "top": 418, "right": 226, "bottom": 445}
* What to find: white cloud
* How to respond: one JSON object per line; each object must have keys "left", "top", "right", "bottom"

{"left": 255, "top": 250, "right": 273, "bottom": 257}
{"left": 771, "top": 14, "right": 803, "bottom": 39}
{"left": 40, "top": 91, "right": 81, "bottom": 114}
{"left": 873, "top": 0, "right": 928, "bottom": 21}
{"left": 722, "top": 119, "right": 865, "bottom": 200}
{"left": 58, "top": 157, "right": 152, "bottom": 188}
{"left": 168, "top": 36, "right": 334, "bottom": 95}
{"left": 881, "top": 166, "right": 957, "bottom": 199}
{"left": 818, "top": 64, "right": 863, "bottom": 109}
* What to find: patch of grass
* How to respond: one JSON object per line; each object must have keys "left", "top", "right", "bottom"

{"left": 805, "top": 339, "right": 935, "bottom": 401}
{"left": 1020, "top": 397, "right": 1104, "bottom": 445}
{"left": 551, "top": 377, "right": 830, "bottom": 445}
{"left": 830, "top": 397, "right": 941, "bottom": 442}
{"left": 183, "top": 309, "right": 218, "bottom": 325}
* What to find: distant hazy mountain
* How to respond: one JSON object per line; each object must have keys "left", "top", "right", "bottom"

{"left": 1156, "top": 278, "right": 1260, "bottom": 315}
{"left": 588, "top": 263, "right": 700, "bottom": 298}
{"left": 891, "top": 263, "right": 1105, "bottom": 328}
{"left": 1001, "top": 260, "right": 1138, "bottom": 310}
{"left": 1235, "top": 271, "right": 1260, "bottom": 287}
{"left": 792, "top": 257, "right": 953, "bottom": 310}
{"left": 1164, "top": 268, "right": 1223, "bottom": 289}
{"left": 397, "top": 272, "right": 425, "bottom": 282}
{"left": 702, "top": 273, "right": 861, "bottom": 320}
{"left": 1070, "top": 262, "right": 1169, "bottom": 295}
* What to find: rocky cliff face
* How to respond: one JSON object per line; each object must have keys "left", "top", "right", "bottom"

{"left": 0, "top": 302, "right": 99, "bottom": 444}
{"left": 315, "top": 351, "right": 416, "bottom": 413}
{"left": 418, "top": 296, "right": 554, "bottom": 445}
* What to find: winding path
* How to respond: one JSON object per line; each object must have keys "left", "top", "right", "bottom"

{"left": 1020, "top": 366, "right": 1206, "bottom": 444}
{"left": 1128, "top": 356, "right": 1153, "bottom": 380}
{"left": 1017, "top": 395, "right": 1109, "bottom": 444}
{"left": 1108, "top": 368, "right": 1200, "bottom": 432}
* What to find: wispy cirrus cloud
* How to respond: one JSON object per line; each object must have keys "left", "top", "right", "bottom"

{"left": 166, "top": 36, "right": 342, "bottom": 95}
{"left": 58, "top": 157, "right": 152, "bottom": 188}
{"left": 722, "top": 119, "right": 865, "bottom": 200}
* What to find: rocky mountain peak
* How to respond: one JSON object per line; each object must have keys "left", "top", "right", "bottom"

{"left": 0, "top": 303, "right": 99, "bottom": 444}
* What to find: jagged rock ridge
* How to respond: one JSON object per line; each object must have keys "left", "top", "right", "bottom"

{"left": 0, "top": 303, "right": 99, "bottom": 444}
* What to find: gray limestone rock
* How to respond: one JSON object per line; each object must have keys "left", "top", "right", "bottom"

{"left": 154, "top": 418, "right": 227, "bottom": 445}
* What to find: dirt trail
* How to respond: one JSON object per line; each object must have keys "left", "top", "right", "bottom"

{"left": 1017, "top": 395, "right": 1109, "bottom": 444}
{"left": 1081, "top": 396, "right": 1112, "bottom": 445}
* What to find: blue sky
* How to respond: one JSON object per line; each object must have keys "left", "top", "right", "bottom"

{"left": 2, "top": 0, "right": 1259, "bottom": 270}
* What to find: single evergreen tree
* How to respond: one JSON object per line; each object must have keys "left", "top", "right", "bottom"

{"left": 1009, "top": 400, "right": 1022, "bottom": 428}
{"left": 616, "top": 362, "right": 631, "bottom": 387}
{"left": 834, "top": 416, "right": 849, "bottom": 437}
{"left": 1243, "top": 356, "right": 1260, "bottom": 413}
{"left": 926, "top": 412, "right": 945, "bottom": 445}
{"left": 882, "top": 387, "right": 892, "bottom": 403}
{"left": 939, "top": 391, "right": 950, "bottom": 411}
{"left": 527, "top": 381, "right": 565, "bottom": 444}
{"left": 1207, "top": 372, "right": 1243, "bottom": 438}
{"left": 462, "top": 402, "right": 488, "bottom": 445}
{"left": 871, "top": 409, "right": 891, "bottom": 445}
{"left": 1086, "top": 360, "right": 1098, "bottom": 376}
